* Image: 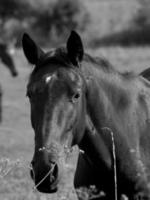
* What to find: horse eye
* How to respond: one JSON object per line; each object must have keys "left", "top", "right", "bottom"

{"left": 72, "top": 92, "right": 80, "bottom": 102}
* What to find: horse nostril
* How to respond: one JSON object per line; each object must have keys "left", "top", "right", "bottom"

{"left": 30, "top": 161, "right": 59, "bottom": 193}
{"left": 49, "top": 163, "right": 58, "bottom": 184}
{"left": 30, "top": 161, "right": 35, "bottom": 177}
{"left": 30, "top": 168, "right": 34, "bottom": 180}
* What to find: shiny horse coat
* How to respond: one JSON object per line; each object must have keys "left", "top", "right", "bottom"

{"left": 22, "top": 31, "right": 150, "bottom": 200}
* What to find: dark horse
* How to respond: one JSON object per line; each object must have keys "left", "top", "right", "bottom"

{"left": 22, "top": 31, "right": 150, "bottom": 200}
{"left": 0, "top": 43, "right": 18, "bottom": 77}
{"left": 0, "top": 43, "right": 18, "bottom": 122}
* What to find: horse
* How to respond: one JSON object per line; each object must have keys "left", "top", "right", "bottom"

{"left": 0, "top": 43, "right": 18, "bottom": 77}
{"left": 0, "top": 42, "right": 18, "bottom": 122}
{"left": 22, "top": 31, "right": 150, "bottom": 200}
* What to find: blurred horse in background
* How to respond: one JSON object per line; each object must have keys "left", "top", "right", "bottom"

{"left": 22, "top": 31, "right": 150, "bottom": 200}
{"left": 0, "top": 42, "right": 18, "bottom": 77}
{"left": 0, "top": 42, "right": 18, "bottom": 122}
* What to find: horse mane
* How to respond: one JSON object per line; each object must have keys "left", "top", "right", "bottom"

{"left": 84, "top": 53, "right": 114, "bottom": 72}
{"left": 31, "top": 47, "right": 137, "bottom": 81}
{"left": 32, "top": 47, "right": 114, "bottom": 73}
{"left": 31, "top": 47, "right": 72, "bottom": 74}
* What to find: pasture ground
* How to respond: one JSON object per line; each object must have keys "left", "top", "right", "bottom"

{"left": 0, "top": 47, "right": 150, "bottom": 200}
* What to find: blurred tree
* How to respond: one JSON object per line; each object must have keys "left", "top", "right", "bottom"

{"left": 52, "top": 0, "right": 89, "bottom": 34}
{"left": 32, "top": 0, "right": 89, "bottom": 45}
{"left": 0, "top": 0, "right": 90, "bottom": 46}
{"left": 132, "top": 0, "right": 150, "bottom": 29}
{"left": 0, "top": 0, "right": 31, "bottom": 22}
{"left": 0, "top": 0, "right": 36, "bottom": 44}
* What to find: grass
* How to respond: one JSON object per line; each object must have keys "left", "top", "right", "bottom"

{"left": 0, "top": 47, "right": 150, "bottom": 199}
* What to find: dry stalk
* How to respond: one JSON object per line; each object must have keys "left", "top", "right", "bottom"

{"left": 101, "top": 127, "right": 117, "bottom": 200}
{"left": 0, "top": 158, "right": 31, "bottom": 178}
{"left": 0, "top": 133, "right": 118, "bottom": 200}
{"left": 31, "top": 163, "right": 56, "bottom": 191}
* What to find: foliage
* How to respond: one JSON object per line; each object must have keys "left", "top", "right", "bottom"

{"left": 0, "top": 0, "right": 34, "bottom": 44}
{"left": 132, "top": 0, "right": 150, "bottom": 29}
{"left": 51, "top": 0, "right": 89, "bottom": 34}
{"left": 89, "top": 0, "right": 150, "bottom": 47}
{"left": 0, "top": 0, "right": 90, "bottom": 46}
{"left": 32, "top": 0, "right": 89, "bottom": 45}
{"left": 0, "top": 0, "right": 31, "bottom": 21}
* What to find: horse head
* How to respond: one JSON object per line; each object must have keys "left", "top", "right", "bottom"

{"left": 22, "top": 31, "right": 87, "bottom": 193}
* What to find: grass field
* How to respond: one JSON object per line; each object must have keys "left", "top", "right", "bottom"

{"left": 0, "top": 46, "right": 150, "bottom": 200}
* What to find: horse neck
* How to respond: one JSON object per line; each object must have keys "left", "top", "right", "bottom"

{"left": 81, "top": 57, "right": 132, "bottom": 145}
{"left": 83, "top": 61, "right": 121, "bottom": 128}
{"left": 79, "top": 117, "right": 112, "bottom": 169}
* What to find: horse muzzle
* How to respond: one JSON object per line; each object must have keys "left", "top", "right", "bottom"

{"left": 30, "top": 160, "right": 59, "bottom": 193}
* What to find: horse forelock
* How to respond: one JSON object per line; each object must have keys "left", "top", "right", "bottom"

{"left": 32, "top": 47, "right": 73, "bottom": 75}
{"left": 28, "top": 47, "right": 86, "bottom": 93}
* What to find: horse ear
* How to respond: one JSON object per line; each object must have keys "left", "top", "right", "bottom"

{"left": 22, "top": 33, "right": 44, "bottom": 65}
{"left": 67, "top": 30, "right": 84, "bottom": 66}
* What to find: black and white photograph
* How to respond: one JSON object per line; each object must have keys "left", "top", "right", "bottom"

{"left": 0, "top": 0, "right": 150, "bottom": 199}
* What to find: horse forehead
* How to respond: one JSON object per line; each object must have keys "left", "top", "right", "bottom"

{"left": 62, "top": 67, "right": 83, "bottom": 83}
{"left": 68, "top": 70, "right": 79, "bottom": 82}
{"left": 45, "top": 74, "right": 54, "bottom": 84}
{"left": 44, "top": 69, "right": 78, "bottom": 82}
{"left": 28, "top": 66, "right": 83, "bottom": 94}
